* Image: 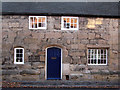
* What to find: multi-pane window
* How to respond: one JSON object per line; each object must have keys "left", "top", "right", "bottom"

{"left": 14, "top": 48, "right": 24, "bottom": 64}
{"left": 88, "top": 49, "right": 108, "bottom": 65}
{"left": 61, "top": 16, "right": 78, "bottom": 30}
{"left": 29, "top": 16, "right": 47, "bottom": 29}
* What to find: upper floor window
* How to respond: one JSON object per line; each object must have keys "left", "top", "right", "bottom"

{"left": 14, "top": 47, "right": 24, "bottom": 64}
{"left": 61, "top": 16, "right": 79, "bottom": 30}
{"left": 29, "top": 16, "right": 47, "bottom": 29}
{"left": 87, "top": 49, "right": 108, "bottom": 65}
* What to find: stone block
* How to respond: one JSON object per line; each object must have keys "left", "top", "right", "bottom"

{"left": 20, "top": 69, "right": 40, "bottom": 75}
{"left": 101, "top": 70, "right": 110, "bottom": 75}
{"left": 80, "top": 39, "right": 89, "bottom": 44}
{"left": 98, "top": 39, "right": 107, "bottom": 44}
{"left": 78, "top": 44, "right": 85, "bottom": 49}
{"left": 74, "top": 64, "right": 86, "bottom": 71}
{"left": 95, "top": 34, "right": 101, "bottom": 39}
{"left": 2, "top": 70, "right": 19, "bottom": 75}
{"left": 78, "top": 32, "right": 88, "bottom": 39}
{"left": 38, "top": 51, "right": 45, "bottom": 55}
{"left": 21, "top": 75, "right": 40, "bottom": 81}
{"left": 32, "top": 62, "right": 45, "bottom": 69}
{"left": 66, "top": 39, "right": 71, "bottom": 44}
{"left": 89, "top": 33, "right": 95, "bottom": 39}
{"left": 62, "top": 63, "right": 70, "bottom": 75}
{"left": 71, "top": 44, "right": 78, "bottom": 49}
{"left": 46, "top": 32, "right": 61, "bottom": 39}
{"left": 32, "top": 32, "right": 44, "bottom": 39}
{"left": 90, "top": 70, "right": 101, "bottom": 74}
{"left": 2, "top": 65, "right": 17, "bottom": 70}
{"left": 24, "top": 38, "right": 38, "bottom": 44}
{"left": 40, "top": 55, "right": 45, "bottom": 61}
{"left": 63, "top": 33, "right": 74, "bottom": 39}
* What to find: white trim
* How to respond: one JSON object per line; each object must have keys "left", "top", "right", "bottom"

{"left": 29, "top": 16, "right": 47, "bottom": 29}
{"left": 14, "top": 48, "right": 24, "bottom": 64}
{"left": 61, "top": 16, "right": 79, "bottom": 30}
{"left": 45, "top": 46, "right": 62, "bottom": 80}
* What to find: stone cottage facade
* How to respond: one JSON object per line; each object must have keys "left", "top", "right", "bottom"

{"left": 1, "top": 2, "right": 119, "bottom": 84}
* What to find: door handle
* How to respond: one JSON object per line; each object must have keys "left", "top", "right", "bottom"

{"left": 51, "top": 57, "right": 56, "bottom": 60}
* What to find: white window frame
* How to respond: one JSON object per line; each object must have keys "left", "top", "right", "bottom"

{"left": 61, "top": 16, "right": 79, "bottom": 30}
{"left": 87, "top": 49, "right": 108, "bottom": 65}
{"left": 14, "top": 48, "right": 24, "bottom": 64}
{"left": 29, "top": 16, "right": 47, "bottom": 29}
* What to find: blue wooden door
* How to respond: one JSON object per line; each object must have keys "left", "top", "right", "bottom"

{"left": 47, "top": 47, "right": 61, "bottom": 80}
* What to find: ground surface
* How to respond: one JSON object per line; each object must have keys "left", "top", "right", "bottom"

{"left": 1, "top": 88, "right": 120, "bottom": 90}
{"left": 2, "top": 80, "right": 119, "bottom": 89}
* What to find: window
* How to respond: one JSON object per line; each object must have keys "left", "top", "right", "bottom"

{"left": 29, "top": 16, "right": 47, "bottom": 29}
{"left": 88, "top": 49, "right": 108, "bottom": 65}
{"left": 61, "top": 16, "right": 78, "bottom": 30}
{"left": 14, "top": 47, "right": 24, "bottom": 64}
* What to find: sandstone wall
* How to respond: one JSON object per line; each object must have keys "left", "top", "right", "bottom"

{"left": 2, "top": 15, "right": 119, "bottom": 82}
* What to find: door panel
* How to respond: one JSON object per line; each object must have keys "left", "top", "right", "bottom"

{"left": 47, "top": 47, "right": 61, "bottom": 80}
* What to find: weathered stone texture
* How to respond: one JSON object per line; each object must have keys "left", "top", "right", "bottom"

{"left": 2, "top": 15, "right": 119, "bottom": 82}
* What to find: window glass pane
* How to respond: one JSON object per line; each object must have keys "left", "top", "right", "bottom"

{"left": 67, "top": 18, "right": 70, "bottom": 23}
{"left": 64, "top": 18, "right": 66, "bottom": 22}
{"left": 16, "top": 49, "right": 19, "bottom": 53}
{"left": 66, "top": 23, "right": 70, "bottom": 28}
{"left": 91, "top": 59, "right": 93, "bottom": 64}
{"left": 42, "top": 23, "right": 45, "bottom": 27}
{"left": 42, "top": 18, "right": 45, "bottom": 22}
{"left": 71, "top": 19, "right": 74, "bottom": 23}
{"left": 101, "top": 49, "right": 103, "bottom": 54}
{"left": 104, "top": 49, "right": 106, "bottom": 54}
{"left": 74, "top": 24, "right": 77, "bottom": 28}
{"left": 30, "top": 17, "right": 33, "bottom": 23}
{"left": 94, "top": 59, "right": 96, "bottom": 64}
{"left": 20, "top": 54, "right": 23, "bottom": 57}
{"left": 71, "top": 24, "right": 74, "bottom": 28}
{"left": 104, "top": 60, "right": 106, "bottom": 64}
{"left": 20, "top": 49, "right": 23, "bottom": 53}
{"left": 38, "top": 18, "right": 42, "bottom": 22}
{"left": 101, "top": 59, "right": 103, "bottom": 64}
{"left": 74, "top": 19, "right": 77, "bottom": 23}
{"left": 98, "top": 59, "right": 101, "bottom": 64}
{"left": 20, "top": 58, "right": 23, "bottom": 62}
{"left": 39, "top": 23, "right": 42, "bottom": 27}
{"left": 16, "top": 54, "right": 19, "bottom": 57}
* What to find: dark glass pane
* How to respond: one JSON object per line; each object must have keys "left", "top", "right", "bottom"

{"left": 16, "top": 58, "right": 19, "bottom": 62}
{"left": 16, "top": 49, "right": 19, "bottom": 53}
{"left": 104, "top": 49, "right": 106, "bottom": 54}
{"left": 16, "top": 54, "right": 19, "bottom": 57}
{"left": 101, "top": 49, "right": 103, "bottom": 54}
{"left": 91, "top": 59, "right": 93, "bottom": 64}
{"left": 88, "top": 55, "right": 90, "bottom": 58}
{"left": 35, "top": 23, "right": 37, "bottom": 28}
{"left": 20, "top": 49, "right": 23, "bottom": 53}
{"left": 104, "top": 60, "right": 106, "bottom": 64}
{"left": 39, "top": 23, "right": 42, "bottom": 27}
{"left": 101, "top": 54, "right": 103, "bottom": 58}
{"left": 20, "top": 54, "right": 23, "bottom": 57}
{"left": 64, "top": 20, "right": 66, "bottom": 22}
{"left": 66, "top": 23, "right": 70, "bottom": 28}
{"left": 20, "top": 58, "right": 22, "bottom": 62}
{"left": 98, "top": 59, "right": 100, "bottom": 64}
{"left": 101, "top": 60, "right": 103, "bottom": 64}
{"left": 94, "top": 59, "right": 96, "bottom": 64}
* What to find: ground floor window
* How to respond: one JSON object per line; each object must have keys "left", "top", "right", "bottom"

{"left": 88, "top": 49, "right": 108, "bottom": 65}
{"left": 14, "top": 47, "right": 24, "bottom": 64}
